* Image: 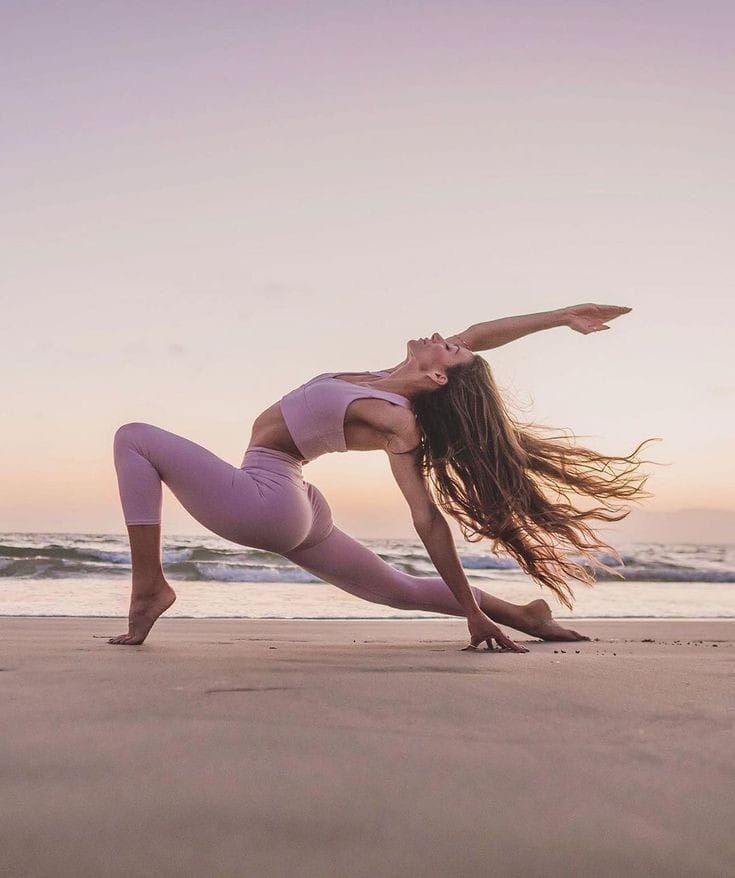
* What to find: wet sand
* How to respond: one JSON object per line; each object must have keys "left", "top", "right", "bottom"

{"left": 1, "top": 617, "right": 733, "bottom": 877}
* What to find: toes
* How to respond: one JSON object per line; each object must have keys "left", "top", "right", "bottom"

{"left": 107, "top": 630, "right": 149, "bottom": 644}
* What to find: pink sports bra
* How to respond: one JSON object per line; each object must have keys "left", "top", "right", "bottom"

{"left": 279, "top": 369, "right": 412, "bottom": 463}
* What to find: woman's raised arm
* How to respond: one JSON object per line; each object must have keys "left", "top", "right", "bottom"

{"left": 448, "top": 303, "right": 632, "bottom": 352}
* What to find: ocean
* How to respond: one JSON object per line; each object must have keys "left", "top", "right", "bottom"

{"left": 1, "top": 532, "right": 734, "bottom": 620}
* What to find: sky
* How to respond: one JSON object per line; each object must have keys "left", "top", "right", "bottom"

{"left": 2, "top": 1, "right": 733, "bottom": 542}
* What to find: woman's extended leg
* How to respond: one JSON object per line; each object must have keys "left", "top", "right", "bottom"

{"left": 284, "top": 525, "right": 589, "bottom": 640}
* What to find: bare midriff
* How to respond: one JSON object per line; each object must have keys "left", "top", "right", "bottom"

{"left": 245, "top": 371, "right": 400, "bottom": 462}
{"left": 246, "top": 401, "right": 308, "bottom": 462}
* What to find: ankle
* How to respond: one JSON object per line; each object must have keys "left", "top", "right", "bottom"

{"left": 484, "top": 602, "right": 539, "bottom": 635}
{"left": 131, "top": 572, "right": 167, "bottom": 591}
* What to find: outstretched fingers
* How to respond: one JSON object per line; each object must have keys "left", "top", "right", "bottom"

{"left": 491, "top": 632, "right": 530, "bottom": 653}
{"left": 462, "top": 635, "right": 530, "bottom": 654}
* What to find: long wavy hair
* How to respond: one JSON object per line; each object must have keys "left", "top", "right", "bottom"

{"left": 411, "top": 354, "right": 662, "bottom": 610}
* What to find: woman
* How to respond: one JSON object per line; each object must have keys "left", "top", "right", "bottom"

{"left": 109, "top": 302, "right": 657, "bottom": 652}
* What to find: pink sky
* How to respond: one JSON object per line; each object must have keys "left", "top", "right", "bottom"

{"left": 2, "top": 2, "right": 733, "bottom": 541}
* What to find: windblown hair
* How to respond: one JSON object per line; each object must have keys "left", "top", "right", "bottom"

{"left": 411, "top": 355, "right": 662, "bottom": 610}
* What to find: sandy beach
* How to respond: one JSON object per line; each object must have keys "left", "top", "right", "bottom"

{"left": 1, "top": 617, "right": 733, "bottom": 877}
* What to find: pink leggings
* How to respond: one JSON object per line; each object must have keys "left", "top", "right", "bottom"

{"left": 113, "top": 422, "right": 484, "bottom": 616}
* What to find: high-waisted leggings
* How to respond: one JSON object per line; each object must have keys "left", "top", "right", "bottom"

{"left": 112, "top": 422, "right": 484, "bottom": 616}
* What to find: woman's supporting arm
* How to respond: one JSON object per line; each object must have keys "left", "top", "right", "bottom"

{"left": 414, "top": 512, "right": 529, "bottom": 651}
{"left": 414, "top": 512, "right": 483, "bottom": 617}
{"left": 456, "top": 303, "right": 632, "bottom": 352}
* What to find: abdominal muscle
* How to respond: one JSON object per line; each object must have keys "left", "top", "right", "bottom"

{"left": 245, "top": 371, "right": 414, "bottom": 462}
{"left": 245, "top": 402, "right": 310, "bottom": 462}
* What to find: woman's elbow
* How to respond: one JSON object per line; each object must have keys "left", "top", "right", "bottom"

{"left": 412, "top": 507, "right": 443, "bottom": 533}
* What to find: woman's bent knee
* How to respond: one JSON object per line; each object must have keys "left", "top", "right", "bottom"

{"left": 113, "top": 422, "right": 160, "bottom": 454}
{"left": 114, "top": 421, "right": 151, "bottom": 442}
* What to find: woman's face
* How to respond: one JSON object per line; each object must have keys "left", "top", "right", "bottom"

{"left": 407, "top": 332, "right": 474, "bottom": 372}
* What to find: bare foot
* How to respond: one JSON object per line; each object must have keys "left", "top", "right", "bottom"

{"left": 523, "top": 598, "right": 590, "bottom": 642}
{"left": 108, "top": 576, "right": 177, "bottom": 645}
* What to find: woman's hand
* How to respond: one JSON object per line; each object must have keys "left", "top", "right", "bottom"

{"left": 463, "top": 611, "right": 529, "bottom": 653}
{"left": 563, "top": 303, "right": 632, "bottom": 335}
